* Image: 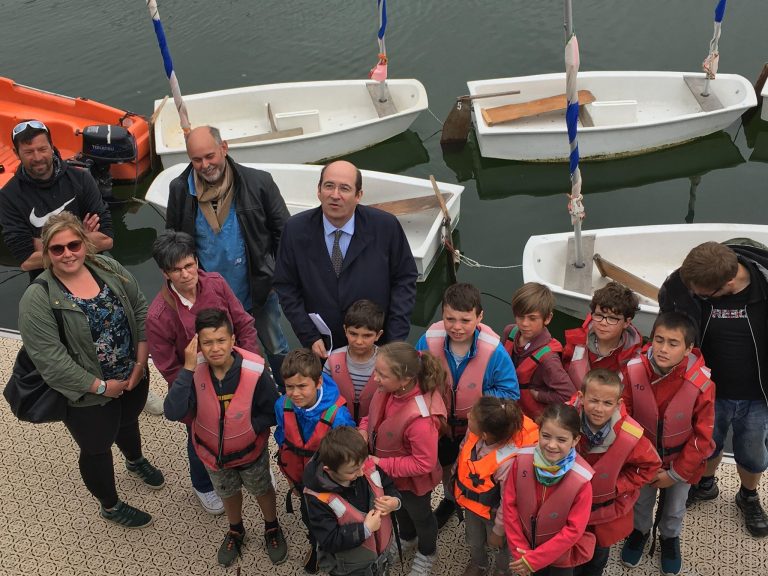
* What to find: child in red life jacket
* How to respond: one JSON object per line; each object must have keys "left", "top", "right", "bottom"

{"left": 274, "top": 349, "right": 356, "bottom": 573}
{"left": 323, "top": 299, "right": 385, "bottom": 423}
{"left": 304, "top": 426, "right": 401, "bottom": 576}
{"left": 620, "top": 312, "right": 715, "bottom": 576}
{"left": 571, "top": 369, "right": 661, "bottom": 576}
{"left": 504, "top": 403, "right": 596, "bottom": 576}
{"left": 358, "top": 342, "right": 448, "bottom": 576}
{"left": 504, "top": 283, "right": 575, "bottom": 420}
{"left": 454, "top": 397, "right": 539, "bottom": 576}
{"left": 163, "top": 308, "right": 286, "bottom": 568}
{"left": 562, "top": 282, "right": 643, "bottom": 390}
{"left": 416, "top": 283, "right": 520, "bottom": 529}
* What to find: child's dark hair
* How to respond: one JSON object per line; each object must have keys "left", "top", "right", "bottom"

{"left": 537, "top": 403, "right": 581, "bottom": 439}
{"left": 652, "top": 312, "right": 697, "bottom": 348}
{"left": 582, "top": 368, "right": 623, "bottom": 396}
{"left": 344, "top": 299, "right": 385, "bottom": 333}
{"left": 318, "top": 426, "right": 369, "bottom": 471}
{"left": 195, "top": 308, "right": 233, "bottom": 335}
{"left": 471, "top": 396, "right": 523, "bottom": 443}
{"left": 590, "top": 281, "right": 639, "bottom": 320}
{"left": 443, "top": 282, "right": 483, "bottom": 315}
{"left": 281, "top": 348, "right": 322, "bottom": 382}
{"left": 378, "top": 342, "right": 446, "bottom": 395}
{"left": 511, "top": 282, "right": 555, "bottom": 318}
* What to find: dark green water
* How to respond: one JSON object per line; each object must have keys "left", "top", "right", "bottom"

{"left": 2, "top": 0, "right": 768, "bottom": 341}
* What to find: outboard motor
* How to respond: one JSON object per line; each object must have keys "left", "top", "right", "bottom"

{"left": 73, "top": 124, "right": 137, "bottom": 202}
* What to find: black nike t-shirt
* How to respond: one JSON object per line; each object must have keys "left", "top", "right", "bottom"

{"left": 701, "top": 266, "right": 768, "bottom": 400}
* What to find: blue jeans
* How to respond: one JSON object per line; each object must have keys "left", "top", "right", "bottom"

{"left": 187, "top": 426, "right": 214, "bottom": 493}
{"left": 251, "top": 290, "right": 289, "bottom": 392}
{"left": 711, "top": 398, "right": 768, "bottom": 473}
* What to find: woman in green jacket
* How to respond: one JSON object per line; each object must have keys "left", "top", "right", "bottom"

{"left": 19, "top": 212, "right": 164, "bottom": 528}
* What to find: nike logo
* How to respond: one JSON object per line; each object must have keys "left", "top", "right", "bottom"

{"left": 29, "top": 198, "right": 76, "bottom": 228}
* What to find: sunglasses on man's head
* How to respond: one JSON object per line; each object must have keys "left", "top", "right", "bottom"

{"left": 12, "top": 120, "right": 49, "bottom": 139}
{"left": 48, "top": 240, "right": 83, "bottom": 256}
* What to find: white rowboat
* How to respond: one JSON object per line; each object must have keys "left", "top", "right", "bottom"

{"left": 762, "top": 77, "right": 768, "bottom": 121}
{"left": 523, "top": 223, "right": 768, "bottom": 335}
{"left": 153, "top": 80, "right": 428, "bottom": 167}
{"left": 468, "top": 72, "right": 756, "bottom": 161}
{"left": 145, "top": 163, "right": 462, "bottom": 282}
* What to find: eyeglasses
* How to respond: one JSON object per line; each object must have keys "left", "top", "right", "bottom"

{"left": 592, "top": 312, "right": 623, "bottom": 325}
{"left": 168, "top": 262, "right": 197, "bottom": 276}
{"left": 12, "top": 120, "right": 49, "bottom": 139}
{"left": 48, "top": 240, "right": 83, "bottom": 256}
{"left": 321, "top": 181, "right": 355, "bottom": 194}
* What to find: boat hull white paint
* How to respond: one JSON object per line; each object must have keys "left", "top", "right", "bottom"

{"left": 154, "top": 80, "right": 427, "bottom": 167}
{"left": 523, "top": 224, "right": 768, "bottom": 335}
{"left": 146, "top": 163, "right": 462, "bottom": 282}
{"left": 468, "top": 72, "right": 756, "bottom": 161}
{"left": 762, "top": 79, "right": 768, "bottom": 121}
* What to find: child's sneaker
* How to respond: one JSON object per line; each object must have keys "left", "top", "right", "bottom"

{"left": 126, "top": 457, "right": 165, "bottom": 489}
{"left": 218, "top": 529, "right": 245, "bottom": 567}
{"left": 409, "top": 551, "right": 436, "bottom": 576}
{"left": 735, "top": 490, "right": 768, "bottom": 538}
{"left": 659, "top": 536, "right": 682, "bottom": 575}
{"left": 686, "top": 477, "right": 719, "bottom": 507}
{"left": 264, "top": 526, "right": 288, "bottom": 565}
{"left": 100, "top": 500, "right": 153, "bottom": 529}
{"left": 620, "top": 529, "right": 649, "bottom": 568}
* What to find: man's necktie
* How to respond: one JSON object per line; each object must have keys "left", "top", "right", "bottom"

{"left": 331, "top": 229, "right": 344, "bottom": 277}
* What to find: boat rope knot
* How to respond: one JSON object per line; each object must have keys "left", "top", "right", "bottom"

{"left": 376, "top": 53, "right": 388, "bottom": 65}
{"left": 702, "top": 51, "right": 719, "bottom": 80}
{"left": 568, "top": 191, "right": 585, "bottom": 223}
{"left": 441, "top": 238, "right": 521, "bottom": 271}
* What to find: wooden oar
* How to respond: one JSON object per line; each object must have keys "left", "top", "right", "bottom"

{"left": 430, "top": 175, "right": 458, "bottom": 283}
{"left": 440, "top": 89, "right": 521, "bottom": 150}
{"left": 482, "top": 90, "right": 595, "bottom": 126}
{"left": 368, "top": 192, "right": 453, "bottom": 217}
{"left": 148, "top": 95, "right": 169, "bottom": 171}
{"left": 593, "top": 254, "right": 659, "bottom": 302}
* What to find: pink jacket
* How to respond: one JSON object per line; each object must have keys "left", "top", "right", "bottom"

{"left": 359, "top": 386, "right": 443, "bottom": 496}
{"left": 147, "top": 270, "right": 260, "bottom": 386}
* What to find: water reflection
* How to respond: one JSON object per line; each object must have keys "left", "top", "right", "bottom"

{"left": 338, "top": 130, "right": 429, "bottom": 174}
{"left": 444, "top": 131, "right": 745, "bottom": 200}
{"left": 745, "top": 113, "right": 768, "bottom": 163}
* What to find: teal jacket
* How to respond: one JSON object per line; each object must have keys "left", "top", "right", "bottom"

{"left": 18, "top": 254, "right": 147, "bottom": 407}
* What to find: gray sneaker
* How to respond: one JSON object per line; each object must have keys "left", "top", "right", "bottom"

{"left": 264, "top": 526, "right": 288, "bottom": 565}
{"left": 218, "top": 530, "right": 245, "bottom": 567}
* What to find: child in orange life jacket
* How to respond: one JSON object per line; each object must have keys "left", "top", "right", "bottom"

{"left": 416, "top": 283, "right": 520, "bottom": 529}
{"left": 304, "top": 426, "right": 401, "bottom": 576}
{"left": 358, "top": 342, "right": 448, "bottom": 576}
{"left": 504, "top": 283, "right": 575, "bottom": 420}
{"left": 620, "top": 312, "right": 715, "bottom": 576}
{"left": 274, "top": 349, "right": 355, "bottom": 573}
{"left": 504, "top": 403, "right": 595, "bottom": 576}
{"left": 562, "top": 282, "right": 644, "bottom": 390}
{"left": 454, "top": 397, "right": 539, "bottom": 576}
{"left": 163, "top": 308, "right": 286, "bottom": 568}
{"left": 571, "top": 369, "right": 660, "bottom": 576}
{"left": 323, "top": 300, "right": 385, "bottom": 423}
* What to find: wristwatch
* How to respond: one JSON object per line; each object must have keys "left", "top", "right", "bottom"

{"left": 96, "top": 380, "right": 107, "bottom": 395}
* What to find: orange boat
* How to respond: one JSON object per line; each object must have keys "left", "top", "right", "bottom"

{"left": 0, "top": 77, "right": 151, "bottom": 190}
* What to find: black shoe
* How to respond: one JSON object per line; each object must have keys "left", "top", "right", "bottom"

{"left": 686, "top": 478, "right": 719, "bottom": 508}
{"left": 659, "top": 536, "right": 682, "bottom": 575}
{"left": 304, "top": 544, "right": 319, "bottom": 574}
{"left": 126, "top": 457, "right": 165, "bottom": 490}
{"left": 735, "top": 491, "right": 768, "bottom": 538}
{"left": 100, "top": 500, "right": 153, "bottom": 529}
{"left": 434, "top": 498, "right": 456, "bottom": 529}
{"left": 620, "top": 529, "right": 649, "bottom": 568}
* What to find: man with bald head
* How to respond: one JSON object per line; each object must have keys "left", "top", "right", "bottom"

{"left": 165, "top": 126, "right": 290, "bottom": 389}
{"left": 273, "top": 160, "right": 417, "bottom": 357}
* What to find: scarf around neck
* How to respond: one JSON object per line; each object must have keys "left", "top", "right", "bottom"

{"left": 193, "top": 160, "right": 234, "bottom": 234}
{"left": 533, "top": 445, "right": 577, "bottom": 486}
{"left": 581, "top": 411, "right": 612, "bottom": 447}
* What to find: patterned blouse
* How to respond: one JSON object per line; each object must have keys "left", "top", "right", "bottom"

{"left": 65, "top": 280, "right": 134, "bottom": 380}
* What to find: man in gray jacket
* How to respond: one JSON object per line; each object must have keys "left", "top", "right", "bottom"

{"left": 165, "top": 126, "right": 291, "bottom": 389}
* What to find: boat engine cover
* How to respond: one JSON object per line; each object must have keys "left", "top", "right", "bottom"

{"left": 81, "top": 125, "right": 136, "bottom": 163}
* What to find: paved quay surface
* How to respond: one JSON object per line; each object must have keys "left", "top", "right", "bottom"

{"left": 0, "top": 335, "right": 765, "bottom": 575}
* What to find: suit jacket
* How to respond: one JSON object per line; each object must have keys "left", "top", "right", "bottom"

{"left": 273, "top": 205, "right": 417, "bottom": 348}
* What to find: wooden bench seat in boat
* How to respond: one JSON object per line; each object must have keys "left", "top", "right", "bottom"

{"left": 481, "top": 90, "right": 596, "bottom": 126}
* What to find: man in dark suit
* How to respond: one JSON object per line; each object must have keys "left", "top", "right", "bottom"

{"left": 273, "top": 160, "right": 417, "bottom": 358}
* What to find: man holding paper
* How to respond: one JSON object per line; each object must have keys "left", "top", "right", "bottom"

{"left": 274, "top": 160, "right": 417, "bottom": 358}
